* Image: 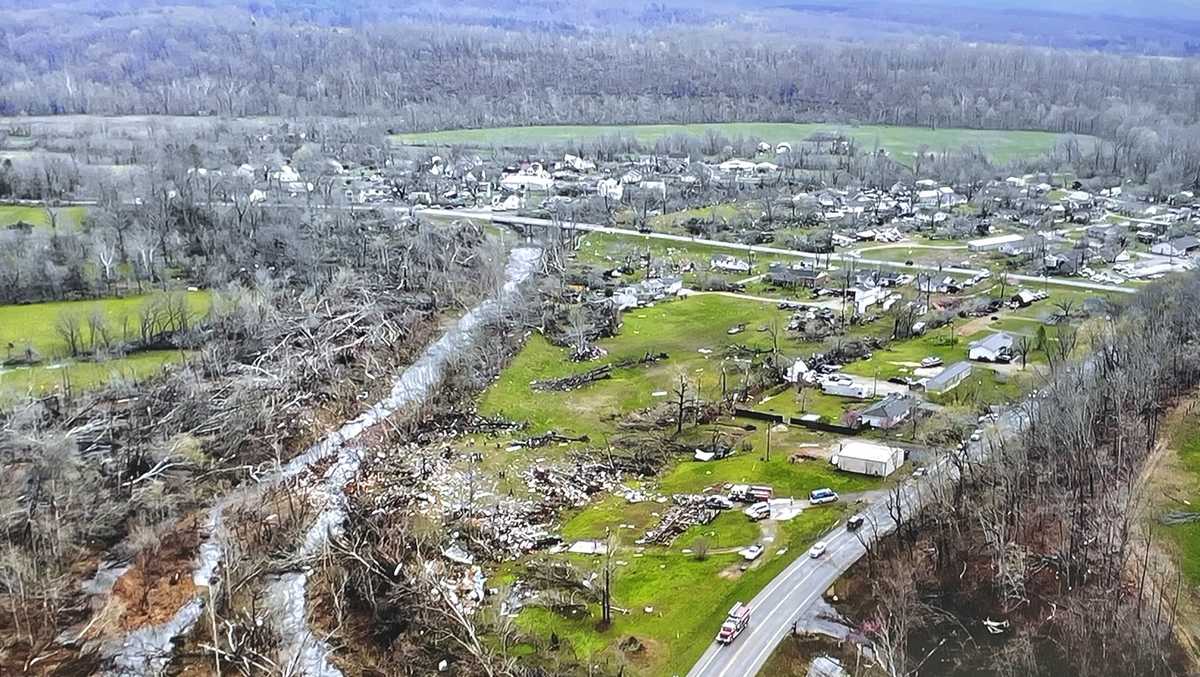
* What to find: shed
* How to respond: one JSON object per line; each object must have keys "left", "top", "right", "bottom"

{"left": 832, "top": 441, "right": 904, "bottom": 477}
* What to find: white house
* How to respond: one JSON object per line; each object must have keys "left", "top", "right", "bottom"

{"left": 500, "top": 169, "right": 554, "bottom": 192}
{"left": 711, "top": 255, "right": 751, "bottom": 274}
{"left": 832, "top": 441, "right": 904, "bottom": 477}
{"left": 968, "top": 233, "right": 1025, "bottom": 252}
{"left": 821, "top": 380, "right": 871, "bottom": 399}
{"left": 718, "top": 159, "right": 756, "bottom": 173}
{"left": 969, "top": 332, "right": 1014, "bottom": 362}
{"left": 849, "top": 286, "right": 887, "bottom": 314}
{"left": 1150, "top": 236, "right": 1200, "bottom": 258}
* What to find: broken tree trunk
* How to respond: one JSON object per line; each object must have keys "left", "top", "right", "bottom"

{"left": 532, "top": 352, "right": 668, "bottom": 391}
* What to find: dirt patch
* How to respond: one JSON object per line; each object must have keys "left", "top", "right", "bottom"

{"left": 97, "top": 517, "right": 205, "bottom": 637}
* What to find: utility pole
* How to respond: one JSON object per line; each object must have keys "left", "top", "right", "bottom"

{"left": 765, "top": 424, "right": 772, "bottom": 462}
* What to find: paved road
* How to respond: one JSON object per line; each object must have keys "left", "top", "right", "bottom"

{"left": 685, "top": 410, "right": 1020, "bottom": 677}
{"left": 19, "top": 198, "right": 1136, "bottom": 295}
{"left": 423, "top": 208, "right": 1135, "bottom": 295}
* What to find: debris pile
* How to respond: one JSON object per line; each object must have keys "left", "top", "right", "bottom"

{"left": 521, "top": 461, "right": 623, "bottom": 508}
{"left": 639, "top": 495, "right": 718, "bottom": 545}
{"left": 506, "top": 431, "right": 590, "bottom": 449}
{"left": 532, "top": 352, "right": 668, "bottom": 392}
{"left": 461, "top": 502, "right": 559, "bottom": 560}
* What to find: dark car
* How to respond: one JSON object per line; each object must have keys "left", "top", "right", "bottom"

{"left": 847, "top": 514, "right": 865, "bottom": 531}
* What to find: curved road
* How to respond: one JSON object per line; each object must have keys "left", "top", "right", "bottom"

{"left": 686, "top": 409, "right": 1021, "bottom": 677}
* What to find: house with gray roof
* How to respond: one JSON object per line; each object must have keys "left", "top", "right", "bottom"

{"left": 968, "top": 332, "right": 1014, "bottom": 362}
{"left": 859, "top": 394, "right": 918, "bottom": 429}
{"left": 924, "top": 361, "right": 972, "bottom": 394}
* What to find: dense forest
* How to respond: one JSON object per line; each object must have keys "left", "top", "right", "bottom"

{"left": 0, "top": 1, "right": 1198, "bottom": 130}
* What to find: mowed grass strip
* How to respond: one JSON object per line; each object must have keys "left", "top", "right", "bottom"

{"left": 0, "top": 204, "right": 89, "bottom": 231}
{"left": 393, "top": 123, "right": 1070, "bottom": 164}
{"left": 0, "top": 291, "right": 211, "bottom": 360}
{"left": 1161, "top": 415, "right": 1200, "bottom": 585}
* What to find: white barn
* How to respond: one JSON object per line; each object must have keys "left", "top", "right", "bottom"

{"left": 832, "top": 441, "right": 904, "bottom": 477}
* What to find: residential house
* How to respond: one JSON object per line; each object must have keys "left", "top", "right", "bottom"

{"left": 1151, "top": 236, "right": 1200, "bottom": 258}
{"left": 767, "top": 263, "right": 826, "bottom": 289}
{"left": 711, "top": 255, "right": 752, "bottom": 274}
{"left": 848, "top": 286, "right": 887, "bottom": 314}
{"left": 1045, "top": 249, "right": 1088, "bottom": 276}
{"left": 969, "top": 332, "right": 1014, "bottom": 362}
{"left": 859, "top": 395, "right": 917, "bottom": 429}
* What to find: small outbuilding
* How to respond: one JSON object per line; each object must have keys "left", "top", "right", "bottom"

{"left": 832, "top": 441, "right": 904, "bottom": 477}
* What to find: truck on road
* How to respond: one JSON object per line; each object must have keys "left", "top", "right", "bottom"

{"left": 716, "top": 602, "right": 751, "bottom": 644}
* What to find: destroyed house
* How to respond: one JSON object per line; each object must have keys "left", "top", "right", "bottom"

{"left": 711, "top": 255, "right": 752, "bottom": 274}
{"left": 854, "top": 269, "right": 902, "bottom": 288}
{"left": 767, "top": 263, "right": 826, "bottom": 289}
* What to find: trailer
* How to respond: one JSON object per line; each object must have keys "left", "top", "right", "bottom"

{"left": 730, "top": 484, "right": 774, "bottom": 502}
{"left": 716, "top": 602, "right": 751, "bottom": 644}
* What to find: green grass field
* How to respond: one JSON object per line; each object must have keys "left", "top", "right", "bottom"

{"left": 393, "top": 123, "right": 1069, "bottom": 164}
{"left": 0, "top": 291, "right": 211, "bottom": 359}
{"left": 1159, "top": 415, "right": 1200, "bottom": 586}
{"left": 0, "top": 204, "right": 89, "bottom": 231}
{"left": 0, "top": 349, "right": 189, "bottom": 396}
{"left": 0, "top": 291, "right": 211, "bottom": 396}
{"left": 519, "top": 505, "right": 848, "bottom": 676}
{"left": 478, "top": 294, "right": 792, "bottom": 441}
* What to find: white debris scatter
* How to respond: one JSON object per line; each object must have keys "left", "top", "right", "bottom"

{"left": 98, "top": 248, "right": 542, "bottom": 676}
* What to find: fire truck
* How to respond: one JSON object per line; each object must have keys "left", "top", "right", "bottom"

{"left": 716, "top": 602, "right": 751, "bottom": 644}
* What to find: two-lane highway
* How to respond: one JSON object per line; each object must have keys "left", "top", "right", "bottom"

{"left": 687, "top": 410, "right": 1021, "bottom": 677}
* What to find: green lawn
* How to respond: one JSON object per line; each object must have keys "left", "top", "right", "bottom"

{"left": 0, "top": 349, "right": 190, "bottom": 396}
{"left": 644, "top": 203, "right": 749, "bottom": 232}
{"left": 393, "top": 123, "right": 1071, "bottom": 164}
{"left": 855, "top": 245, "right": 971, "bottom": 266}
{"left": 1160, "top": 414, "right": 1200, "bottom": 585}
{"left": 0, "top": 291, "right": 211, "bottom": 397}
{"left": 756, "top": 388, "right": 856, "bottom": 423}
{"left": 0, "top": 291, "right": 211, "bottom": 360}
{"left": 518, "top": 506, "right": 847, "bottom": 676}
{"left": 478, "top": 294, "right": 791, "bottom": 441}
{"left": 0, "top": 204, "right": 89, "bottom": 231}
{"left": 840, "top": 329, "right": 973, "bottom": 381}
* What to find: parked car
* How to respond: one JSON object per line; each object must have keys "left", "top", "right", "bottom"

{"left": 706, "top": 495, "right": 735, "bottom": 510}
{"left": 739, "top": 544, "right": 764, "bottom": 561}
{"left": 970, "top": 429, "right": 982, "bottom": 442}
{"left": 846, "top": 514, "right": 865, "bottom": 531}
{"left": 809, "top": 488, "right": 839, "bottom": 505}
{"left": 809, "top": 541, "right": 828, "bottom": 558}
{"left": 919, "top": 356, "right": 943, "bottom": 368}
{"left": 744, "top": 502, "right": 771, "bottom": 521}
